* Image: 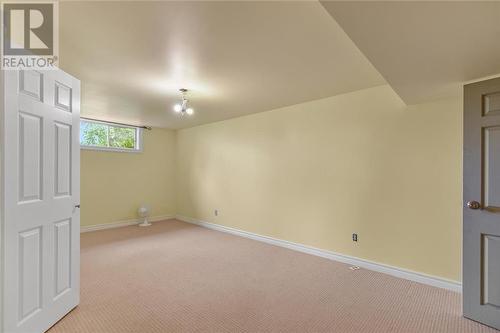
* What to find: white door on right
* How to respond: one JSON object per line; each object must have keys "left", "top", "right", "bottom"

{"left": 463, "top": 77, "right": 500, "bottom": 330}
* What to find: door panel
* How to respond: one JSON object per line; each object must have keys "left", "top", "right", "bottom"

{"left": 482, "top": 234, "right": 500, "bottom": 307}
{"left": 54, "top": 122, "right": 72, "bottom": 198}
{"left": 19, "top": 70, "right": 43, "bottom": 102}
{"left": 3, "top": 69, "right": 80, "bottom": 333}
{"left": 483, "top": 92, "right": 500, "bottom": 116}
{"left": 54, "top": 82, "right": 72, "bottom": 112}
{"left": 463, "top": 77, "right": 500, "bottom": 330}
{"left": 483, "top": 126, "right": 500, "bottom": 209}
{"left": 18, "top": 227, "right": 42, "bottom": 322}
{"left": 54, "top": 219, "right": 71, "bottom": 298}
{"left": 18, "top": 112, "right": 43, "bottom": 203}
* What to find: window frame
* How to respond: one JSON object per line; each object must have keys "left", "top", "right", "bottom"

{"left": 79, "top": 119, "right": 143, "bottom": 153}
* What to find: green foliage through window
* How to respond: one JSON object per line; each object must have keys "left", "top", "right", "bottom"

{"left": 80, "top": 120, "right": 139, "bottom": 150}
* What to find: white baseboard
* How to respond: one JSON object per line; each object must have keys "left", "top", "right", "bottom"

{"left": 175, "top": 215, "right": 462, "bottom": 293}
{"left": 80, "top": 215, "right": 175, "bottom": 233}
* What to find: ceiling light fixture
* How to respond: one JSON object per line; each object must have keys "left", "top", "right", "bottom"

{"left": 173, "top": 88, "right": 194, "bottom": 116}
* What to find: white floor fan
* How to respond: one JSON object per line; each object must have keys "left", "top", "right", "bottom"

{"left": 138, "top": 205, "right": 151, "bottom": 227}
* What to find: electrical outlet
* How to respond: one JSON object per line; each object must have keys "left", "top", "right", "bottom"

{"left": 214, "top": 209, "right": 218, "bottom": 216}
{"left": 352, "top": 233, "right": 358, "bottom": 242}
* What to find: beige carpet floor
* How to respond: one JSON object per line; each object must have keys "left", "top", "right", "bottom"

{"left": 48, "top": 219, "right": 497, "bottom": 333}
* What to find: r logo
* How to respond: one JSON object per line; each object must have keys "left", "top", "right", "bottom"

{"left": 3, "top": 3, "right": 54, "bottom": 56}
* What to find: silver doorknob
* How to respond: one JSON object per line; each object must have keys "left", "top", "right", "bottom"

{"left": 467, "top": 201, "right": 481, "bottom": 210}
{"left": 75, "top": 204, "right": 81, "bottom": 209}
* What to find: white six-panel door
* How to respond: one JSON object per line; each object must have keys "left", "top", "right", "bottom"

{"left": 2, "top": 69, "right": 80, "bottom": 333}
{"left": 463, "top": 77, "right": 500, "bottom": 330}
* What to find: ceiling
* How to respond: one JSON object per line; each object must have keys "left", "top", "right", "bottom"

{"left": 59, "top": 1, "right": 385, "bottom": 129}
{"left": 321, "top": 1, "right": 500, "bottom": 104}
{"left": 60, "top": 1, "right": 500, "bottom": 128}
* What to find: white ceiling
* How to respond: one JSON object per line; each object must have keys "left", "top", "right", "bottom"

{"left": 321, "top": 1, "right": 500, "bottom": 104}
{"left": 59, "top": 1, "right": 385, "bottom": 129}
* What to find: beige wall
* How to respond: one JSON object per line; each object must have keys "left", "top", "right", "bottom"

{"left": 81, "top": 128, "right": 176, "bottom": 227}
{"left": 175, "top": 85, "right": 463, "bottom": 282}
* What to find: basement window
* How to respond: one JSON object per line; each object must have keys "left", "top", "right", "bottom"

{"left": 80, "top": 119, "right": 143, "bottom": 152}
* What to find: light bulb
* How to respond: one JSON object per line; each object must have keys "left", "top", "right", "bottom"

{"left": 186, "top": 108, "right": 194, "bottom": 115}
{"left": 173, "top": 104, "right": 182, "bottom": 113}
